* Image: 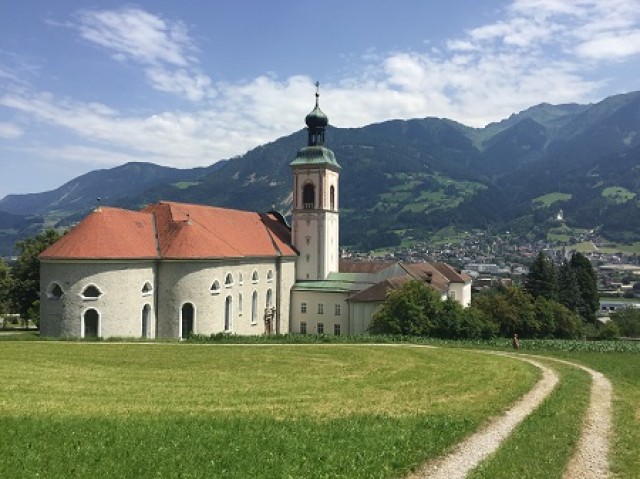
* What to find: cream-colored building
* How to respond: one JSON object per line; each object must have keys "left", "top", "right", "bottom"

{"left": 39, "top": 92, "right": 470, "bottom": 339}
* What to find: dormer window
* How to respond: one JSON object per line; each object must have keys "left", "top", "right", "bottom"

{"left": 211, "top": 280, "right": 221, "bottom": 295}
{"left": 47, "top": 283, "right": 64, "bottom": 300}
{"left": 225, "top": 273, "right": 234, "bottom": 288}
{"left": 141, "top": 282, "right": 153, "bottom": 295}
{"left": 81, "top": 285, "right": 102, "bottom": 300}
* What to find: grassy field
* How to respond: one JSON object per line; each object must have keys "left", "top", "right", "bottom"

{"left": 0, "top": 343, "right": 536, "bottom": 478}
{"left": 2, "top": 338, "right": 638, "bottom": 478}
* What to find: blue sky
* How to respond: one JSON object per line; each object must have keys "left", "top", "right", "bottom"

{"left": 1, "top": 0, "right": 640, "bottom": 198}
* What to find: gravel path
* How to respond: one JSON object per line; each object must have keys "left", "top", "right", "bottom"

{"left": 558, "top": 359, "right": 612, "bottom": 479}
{"left": 407, "top": 354, "right": 559, "bottom": 479}
{"left": 406, "top": 352, "right": 613, "bottom": 479}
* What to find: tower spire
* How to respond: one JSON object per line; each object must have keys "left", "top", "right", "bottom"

{"left": 305, "top": 82, "right": 328, "bottom": 146}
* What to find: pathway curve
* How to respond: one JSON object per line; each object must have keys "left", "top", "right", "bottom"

{"left": 407, "top": 354, "right": 559, "bottom": 479}
{"left": 407, "top": 352, "right": 613, "bottom": 479}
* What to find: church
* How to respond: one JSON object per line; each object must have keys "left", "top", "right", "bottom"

{"left": 39, "top": 91, "right": 471, "bottom": 339}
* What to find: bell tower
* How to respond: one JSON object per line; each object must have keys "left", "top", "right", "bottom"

{"left": 291, "top": 84, "right": 340, "bottom": 281}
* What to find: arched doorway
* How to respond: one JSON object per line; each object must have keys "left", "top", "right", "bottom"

{"left": 83, "top": 309, "right": 99, "bottom": 338}
{"left": 181, "top": 303, "right": 194, "bottom": 339}
{"left": 141, "top": 304, "right": 151, "bottom": 338}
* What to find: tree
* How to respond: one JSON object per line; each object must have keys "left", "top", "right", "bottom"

{"left": 611, "top": 307, "right": 640, "bottom": 337}
{"left": 10, "top": 229, "right": 61, "bottom": 327}
{"left": 524, "top": 252, "right": 558, "bottom": 301}
{"left": 558, "top": 260, "right": 581, "bottom": 313}
{"left": 0, "top": 257, "right": 12, "bottom": 315}
{"left": 472, "top": 286, "right": 537, "bottom": 338}
{"left": 369, "top": 280, "right": 442, "bottom": 336}
{"left": 569, "top": 252, "right": 599, "bottom": 323}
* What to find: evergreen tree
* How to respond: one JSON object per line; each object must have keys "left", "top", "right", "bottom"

{"left": 569, "top": 252, "right": 599, "bottom": 323}
{"left": 524, "top": 251, "right": 558, "bottom": 301}
{"left": 558, "top": 260, "right": 581, "bottom": 313}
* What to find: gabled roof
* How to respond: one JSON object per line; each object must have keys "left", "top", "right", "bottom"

{"left": 432, "top": 262, "right": 472, "bottom": 283}
{"left": 40, "top": 202, "right": 296, "bottom": 261}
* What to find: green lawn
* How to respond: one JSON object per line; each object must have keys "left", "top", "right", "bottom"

{"left": 0, "top": 343, "right": 536, "bottom": 478}
{"left": 2, "top": 339, "right": 637, "bottom": 478}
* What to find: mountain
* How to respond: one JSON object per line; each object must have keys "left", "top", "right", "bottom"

{"left": 0, "top": 161, "right": 223, "bottom": 216}
{"left": 1, "top": 91, "right": 640, "bottom": 255}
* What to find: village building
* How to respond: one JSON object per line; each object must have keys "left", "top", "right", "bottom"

{"left": 39, "top": 91, "right": 471, "bottom": 339}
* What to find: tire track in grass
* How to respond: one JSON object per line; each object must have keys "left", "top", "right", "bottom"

{"left": 407, "top": 355, "right": 559, "bottom": 479}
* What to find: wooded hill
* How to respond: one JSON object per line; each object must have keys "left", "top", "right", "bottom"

{"left": 1, "top": 91, "right": 640, "bottom": 256}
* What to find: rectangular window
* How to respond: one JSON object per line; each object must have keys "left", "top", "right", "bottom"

{"left": 317, "top": 303, "right": 324, "bottom": 314}
{"left": 334, "top": 304, "right": 341, "bottom": 316}
{"left": 317, "top": 322, "right": 324, "bottom": 334}
{"left": 450, "top": 291, "right": 456, "bottom": 300}
{"left": 301, "top": 302, "right": 307, "bottom": 314}
{"left": 334, "top": 323, "right": 341, "bottom": 336}
{"left": 300, "top": 322, "right": 307, "bottom": 334}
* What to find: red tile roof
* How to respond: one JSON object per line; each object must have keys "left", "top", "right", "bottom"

{"left": 40, "top": 202, "right": 296, "bottom": 260}
{"left": 40, "top": 207, "right": 158, "bottom": 260}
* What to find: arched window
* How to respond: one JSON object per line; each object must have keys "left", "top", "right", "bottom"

{"left": 302, "top": 183, "right": 315, "bottom": 209}
{"left": 266, "top": 270, "right": 274, "bottom": 282}
{"left": 81, "top": 285, "right": 102, "bottom": 300}
{"left": 47, "top": 283, "right": 64, "bottom": 300}
{"left": 238, "top": 292, "right": 243, "bottom": 315}
{"left": 238, "top": 272, "right": 244, "bottom": 285}
{"left": 83, "top": 309, "right": 99, "bottom": 338}
{"left": 181, "top": 303, "right": 194, "bottom": 339}
{"left": 251, "top": 291, "right": 258, "bottom": 324}
{"left": 210, "top": 280, "right": 221, "bottom": 294}
{"left": 330, "top": 185, "right": 335, "bottom": 210}
{"left": 141, "top": 304, "right": 151, "bottom": 338}
{"left": 266, "top": 289, "right": 273, "bottom": 308}
{"left": 225, "top": 273, "right": 234, "bottom": 287}
{"left": 224, "top": 296, "right": 233, "bottom": 332}
{"left": 251, "top": 270, "right": 259, "bottom": 283}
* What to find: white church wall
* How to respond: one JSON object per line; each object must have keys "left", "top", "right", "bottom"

{"left": 156, "top": 258, "right": 295, "bottom": 339}
{"left": 40, "top": 260, "right": 156, "bottom": 338}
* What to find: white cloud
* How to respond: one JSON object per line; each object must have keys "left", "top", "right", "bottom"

{"left": 1, "top": 0, "right": 640, "bottom": 179}
{"left": 73, "top": 7, "right": 213, "bottom": 101}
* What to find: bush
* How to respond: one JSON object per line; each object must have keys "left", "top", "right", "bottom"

{"left": 598, "top": 321, "right": 621, "bottom": 340}
{"left": 611, "top": 307, "right": 640, "bottom": 337}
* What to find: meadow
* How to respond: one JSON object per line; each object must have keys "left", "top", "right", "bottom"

{"left": 0, "top": 338, "right": 638, "bottom": 478}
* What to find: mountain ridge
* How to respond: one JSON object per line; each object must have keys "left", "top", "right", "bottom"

{"left": 1, "top": 91, "right": 639, "bottom": 255}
